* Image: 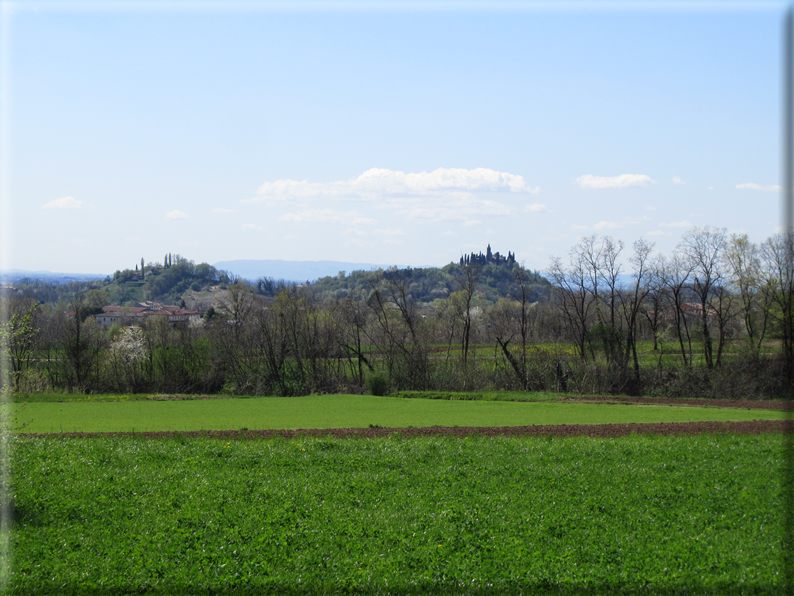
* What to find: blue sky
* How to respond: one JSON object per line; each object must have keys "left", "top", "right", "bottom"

{"left": 0, "top": 1, "right": 786, "bottom": 274}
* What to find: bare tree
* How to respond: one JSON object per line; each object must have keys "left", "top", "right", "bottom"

{"left": 725, "top": 234, "right": 771, "bottom": 356}
{"left": 679, "top": 226, "right": 727, "bottom": 368}
{"left": 619, "top": 239, "right": 654, "bottom": 379}
{"left": 597, "top": 236, "right": 624, "bottom": 330}
{"left": 449, "top": 264, "right": 481, "bottom": 370}
{"left": 217, "top": 282, "right": 255, "bottom": 328}
{"left": 657, "top": 253, "right": 695, "bottom": 366}
{"left": 639, "top": 254, "right": 666, "bottom": 354}
{"left": 59, "top": 299, "right": 106, "bottom": 390}
{"left": 365, "top": 269, "right": 429, "bottom": 389}
{"left": 488, "top": 298, "right": 526, "bottom": 389}
{"left": 592, "top": 237, "right": 624, "bottom": 367}
{"left": 337, "top": 292, "right": 374, "bottom": 387}
{"left": 503, "top": 265, "right": 537, "bottom": 388}
{"left": 548, "top": 238, "right": 599, "bottom": 360}
{"left": 761, "top": 231, "right": 794, "bottom": 365}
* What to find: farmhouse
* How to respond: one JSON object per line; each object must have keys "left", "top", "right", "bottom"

{"left": 93, "top": 304, "right": 202, "bottom": 327}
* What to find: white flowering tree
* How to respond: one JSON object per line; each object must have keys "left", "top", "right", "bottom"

{"left": 109, "top": 325, "right": 148, "bottom": 392}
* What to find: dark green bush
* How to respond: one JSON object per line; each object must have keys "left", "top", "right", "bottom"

{"left": 365, "top": 372, "right": 390, "bottom": 396}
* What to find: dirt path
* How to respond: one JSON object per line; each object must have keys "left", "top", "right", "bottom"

{"left": 17, "top": 419, "right": 792, "bottom": 440}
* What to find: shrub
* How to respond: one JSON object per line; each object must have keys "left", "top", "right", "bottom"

{"left": 365, "top": 372, "right": 390, "bottom": 396}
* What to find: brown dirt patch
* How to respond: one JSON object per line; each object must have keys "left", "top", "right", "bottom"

{"left": 556, "top": 396, "right": 793, "bottom": 410}
{"left": 16, "top": 419, "right": 792, "bottom": 441}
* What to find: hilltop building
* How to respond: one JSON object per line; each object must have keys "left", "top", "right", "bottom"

{"left": 460, "top": 244, "right": 516, "bottom": 267}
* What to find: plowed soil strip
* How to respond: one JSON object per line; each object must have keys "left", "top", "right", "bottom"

{"left": 17, "top": 419, "right": 792, "bottom": 440}
{"left": 557, "top": 396, "right": 794, "bottom": 410}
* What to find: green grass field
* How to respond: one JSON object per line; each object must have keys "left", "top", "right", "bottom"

{"left": 10, "top": 391, "right": 568, "bottom": 404}
{"left": 9, "top": 433, "right": 785, "bottom": 594}
{"left": 8, "top": 393, "right": 785, "bottom": 434}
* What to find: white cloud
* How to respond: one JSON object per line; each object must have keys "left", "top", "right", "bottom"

{"left": 242, "top": 223, "right": 263, "bottom": 231}
{"left": 373, "top": 228, "right": 405, "bottom": 236}
{"left": 165, "top": 210, "right": 189, "bottom": 220}
{"left": 672, "top": 177, "right": 685, "bottom": 185}
{"left": 645, "top": 230, "right": 666, "bottom": 237}
{"left": 526, "top": 203, "right": 547, "bottom": 213}
{"left": 246, "top": 168, "right": 527, "bottom": 224}
{"left": 249, "top": 167, "right": 539, "bottom": 203}
{"left": 42, "top": 196, "right": 82, "bottom": 209}
{"left": 342, "top": 228, "right": 366, "bottom": 236}
{"left": 212, "top": 208, "right": 234, "bottom": 213}
{"left": 442, "top": 230, "right": 456, "bottom": 236}
{"left": 462, "top": 220, "right": 482, "bottom": 227}
{"left": 570, "top": 224, "right": 588, "bottom": 231}
{"left": 593, "top": 216, "right": 651, "bottom": 230}
{"left": 576, "top": 174, "right": 656, "bottom": 189}
{"left": 659, "top": 220, "right": 693, "bottom": 228}
{"left": 736, "top": 182, "right": 782, "bottom": 192}
{"left": 708, "top": 186, "right": 715, "bottom": 190}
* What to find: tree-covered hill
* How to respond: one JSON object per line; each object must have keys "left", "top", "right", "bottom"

{"left": 309, "top": 262, "right": 550, "bottom": 305}
{"left": 3, "top": 254, "right": 551, "bottom": 308}
{"left": 3, "top": 255, "right": 237, "bottom": 307}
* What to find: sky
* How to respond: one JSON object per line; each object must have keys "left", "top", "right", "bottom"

{"left": 0, "top": 1, "right": 787, "bottom": 275}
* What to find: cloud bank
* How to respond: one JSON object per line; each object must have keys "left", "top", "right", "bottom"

{"left": 246, "top": 167, "right": 538, "bottom": 223}
{"left": 249, "top": 167, "right": 539, "bottom": 202}
{"left": 42, "top": 196, "right": 82, "bottom": 209}
{"left": 576, "top": 174, "right": 656, "bottom": 189}
{"left": 165, "top": 210, "right": 189, "bottom": 220}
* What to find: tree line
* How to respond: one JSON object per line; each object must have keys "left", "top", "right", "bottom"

{"left": 2, "top": 227, "right": 792, "bottom": 399}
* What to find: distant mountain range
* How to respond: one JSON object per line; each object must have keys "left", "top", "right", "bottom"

{"left": 0, "top": 269, "right": 108, "bottom": 284}
{"left": 213, "top": 260, "right": 406, "bottom": 283}
{"left": 1, "top": 259, "right": 412, "bottom": 286}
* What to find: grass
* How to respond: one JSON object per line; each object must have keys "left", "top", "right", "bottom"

{"left": 11, "top": 392, "right": 179, "bottom": 403}
{"left": 10, "top": 391, "right": 570, "bottom": 404}
{"left": 446, "top": 338, "right": 784, "bottom": 369}
{"left": 9, "top": 433, "right": 786, "bottom": 594}
{"left": 8, "top": 394, "right": 785, "bottom": 434}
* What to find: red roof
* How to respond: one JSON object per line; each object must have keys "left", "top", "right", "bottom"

{"left": 102, "top": 306, "right": 147, "bottom": 313}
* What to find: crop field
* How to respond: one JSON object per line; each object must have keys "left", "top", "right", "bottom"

{"left": 8, "top": 432, "right": 786, "bottom": 594}
{"left": 7, "top": 393, "right": 786, "bottom": 434}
